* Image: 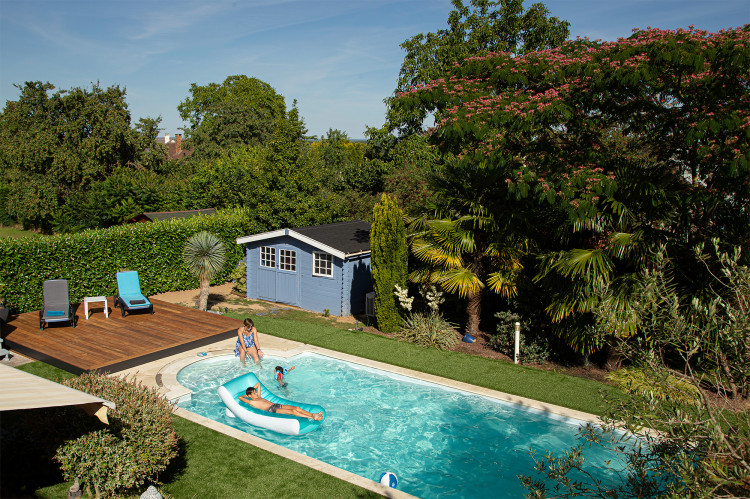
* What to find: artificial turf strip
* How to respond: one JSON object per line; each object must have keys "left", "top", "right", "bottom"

{"left": 246, "top": 314, "right": 617, "bottom": 416}
{"left": 160, "top": 417, "right": 379, "bottom": 499}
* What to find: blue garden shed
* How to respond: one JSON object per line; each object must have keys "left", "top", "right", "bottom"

{"left": 236, "top": 220, "right": 372, "bottom": 316}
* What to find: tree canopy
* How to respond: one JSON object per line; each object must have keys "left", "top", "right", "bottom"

{"left": 396, "top": 25, "right": 750, "bottom": 349}
{"left": 0, "top": 81, "right": 163, "bottom": 231}
{"left": 177, "top": 75, "right": 306, "bottom": 159}
{"left": 386, "top": 0, "right": 569, "bottom": 135}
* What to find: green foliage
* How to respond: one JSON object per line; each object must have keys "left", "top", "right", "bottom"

{"left": 489, "top": 311, "right": 550, "bottom": 364}
{"left": 383, "top": 134, "right": 440, "bottom": 215}
{"left": 53, "top": 169, "right": 189, "bottom": 232}
{"left": 396, "top": 25, "right": 750, "bottom": 359}
{"left": 387, "top": 0, "right": 569, "bottom": 135}
{"left": 54, "top": 372, "right": 178, "bottom": 498}
{"left": 0, "top": 208, "right": 256, "bottom": 313}
{"left": 371, "top": 194, "right": 408, "bottom": 333}
{"left": 0, "top": 183, "right": 14, "bottom": 226}
{"left": 185, "top": 144, "right": 348, "bottom": 230}
{"left": 606, "top": 367, "right": 701, "bottom": 406}
{"left": 183, "top": 231, "right": 226, "bottom": 311}
{"left": 394, "top": 284, "right": 458, "bottom": 349}
{"left": 178, "top": 75, "right": 305, "bottom": 159}
{"left": 523, "top": 242, "right": 750, "bottom": 497}
{"left": 396, "top": 311, "right": 459, "bottom": 349}
{"left": 0, "top": 81, "right": 164, "bottom": 231}
{"left": 230, "top": 262, "right": 247, "bottom": 294}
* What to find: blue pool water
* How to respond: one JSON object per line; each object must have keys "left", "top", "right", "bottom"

{"left": 177, "top": 353, "right": 631, "bottom": 498}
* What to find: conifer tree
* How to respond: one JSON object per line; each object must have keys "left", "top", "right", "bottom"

{"left": 371, "top": 194, "right": 407, "bottom": 333}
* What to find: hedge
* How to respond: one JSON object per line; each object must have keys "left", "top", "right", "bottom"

{"left": 0, "top": 208, "right": 258, "bottom": 313}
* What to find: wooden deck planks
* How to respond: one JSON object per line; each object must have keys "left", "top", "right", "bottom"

{"left": 2, "top": 297, "right": 240, "bottom": 374}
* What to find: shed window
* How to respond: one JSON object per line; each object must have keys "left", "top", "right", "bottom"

{"left": 260, "top": 246, "right": 276, "bottom": 268}
{"left": 313, "top": 252, "right": 333, "bottom": 277}
{"left": 279, "top": 249, "right": 297, "bottom": 271}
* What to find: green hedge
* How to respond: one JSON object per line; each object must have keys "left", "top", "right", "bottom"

{"left": 0, "top": 208, "right": 258, "bottom": 313}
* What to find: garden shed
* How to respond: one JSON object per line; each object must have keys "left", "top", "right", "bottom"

{"left": 236, "top": 220, "right": 372, "bottom": 316}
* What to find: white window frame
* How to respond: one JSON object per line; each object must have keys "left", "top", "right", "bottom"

{"left": 278, "top": 249, "right": 297, "bottom": 272}
{"left": 260, "top": 246, "right": 276, "bottom": 268}
{"left": 313, "top": 251, "right": 333, "bottom": 277}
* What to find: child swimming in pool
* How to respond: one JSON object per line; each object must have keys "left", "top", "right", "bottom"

{"left": 235, "top": 318, "right": 264, "bottom": 366}
{"left": 274, "top": 365, "right": 295, "bottom": 388}
{"left": 239, "top": 383, "right": 323, "bottom": 421}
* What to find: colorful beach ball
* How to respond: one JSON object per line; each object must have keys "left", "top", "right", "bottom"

{"left": 379, "top": 471, "right": 398, "bottom": 488}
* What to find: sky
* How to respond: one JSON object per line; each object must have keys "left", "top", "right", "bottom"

{"left": 1, "top": 0, "right": 748, "bottom": 140}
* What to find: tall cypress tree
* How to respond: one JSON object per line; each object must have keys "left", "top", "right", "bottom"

{"left": 371, "top": 194, "right": 407, "bottom": 333}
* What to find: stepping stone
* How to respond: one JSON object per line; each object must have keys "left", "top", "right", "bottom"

{"left": 256, "top": 312, "right": 268, "bottom": 316}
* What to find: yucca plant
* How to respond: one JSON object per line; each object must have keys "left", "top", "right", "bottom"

{"left": 183, "top": 231, "right": 226, "bottom": 311}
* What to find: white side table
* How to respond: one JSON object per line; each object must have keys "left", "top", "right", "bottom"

{"left": 84, "top": 296, "right": 109, "bottom": 320}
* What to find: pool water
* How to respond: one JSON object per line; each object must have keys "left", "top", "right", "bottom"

{"left": 177, "top": 353, "right": 632, "bottom": 498}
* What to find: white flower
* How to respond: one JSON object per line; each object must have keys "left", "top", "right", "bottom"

{"left": 394, "top": 284, "right": 413, "bottom": 311}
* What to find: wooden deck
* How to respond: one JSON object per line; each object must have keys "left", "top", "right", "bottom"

{"left": 2, "top": 298, "right": 240, "bottom": 374}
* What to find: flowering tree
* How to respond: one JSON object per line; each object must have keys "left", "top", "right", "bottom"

{"left": 396, "top": 25, "right": 750, "bottom": 354}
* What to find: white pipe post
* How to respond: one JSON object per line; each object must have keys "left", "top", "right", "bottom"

{"left": 514, "top": 322, "right": 521, "bottom": 364}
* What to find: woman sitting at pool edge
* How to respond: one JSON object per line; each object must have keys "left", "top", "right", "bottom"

{"left": 239, "top": 383, "right": 323, "bottom": 421}
{"left": 235, "top": 318, "right": 263, "bottom": 366}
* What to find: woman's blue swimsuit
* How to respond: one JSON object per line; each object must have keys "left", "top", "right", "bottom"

{"left": 234, "top": 332, "right": 256, "bottom": 357}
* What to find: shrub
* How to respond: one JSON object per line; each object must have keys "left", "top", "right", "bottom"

{"left": 230, "top": 262, "right": 247, "bottom": 294}
{"left": 371, "top": 194, "right": 407, "bottom": 333}
{"left": 0, "top": 207, "right": 257, "bottom": 313}
{"left": 395, "top": 311, "right": 459, "bottom": 350}
{"left": 606, "top": 366, "right": 702, "bottom": 406}
{"left": 489, "top": 311, "right": 550, "bottom": 364}
{"left": 54, "top": 372, "right": 178, "bottom": 498}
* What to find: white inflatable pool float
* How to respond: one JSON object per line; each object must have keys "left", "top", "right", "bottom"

{"left": 218, "top": 372, "right": 326, "bottom": 435}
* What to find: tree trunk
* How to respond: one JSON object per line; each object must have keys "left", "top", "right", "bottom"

{"left": 465, "top": 288, "right": 482, "bottom": 336}
{"left": 198, "top": 278, "right": 210, "bottom": 311}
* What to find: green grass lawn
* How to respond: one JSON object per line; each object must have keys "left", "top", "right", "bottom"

{"left": 13, "top": 313, "right": 617, "bottom": 497}
{"left": 0, "top": 225, "right": 41, "bottom": 238}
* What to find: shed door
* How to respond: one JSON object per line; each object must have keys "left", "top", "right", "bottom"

{"left": 257, "top": 246, "right": 298, "bottom": 305}
{"left": 258, "top": 246, "right": 277, "bottom": 301}
{"left": 276, "top": 249, "right": 298, "bottom": 305}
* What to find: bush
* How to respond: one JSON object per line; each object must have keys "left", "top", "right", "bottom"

{"left": 0, "top": 207, "right": 258, "bottom": 313}
{"left": 230, "top": 262, "right": 247, "bottom": 295}
{"left": 395, "top": 311, "right": 459, "bottom": 350}
{"left": 488, "top": 311, "right": 550, "bottom": 364}
{"left": 54, "top": 372, "right": 178, "bottom": 498}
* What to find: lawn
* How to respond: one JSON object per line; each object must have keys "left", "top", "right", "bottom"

{"left": 0, "top": 225, "right": 41, "bottom": 238}
{"left": 10, "top": 313, "right": 618, "bottom": 498}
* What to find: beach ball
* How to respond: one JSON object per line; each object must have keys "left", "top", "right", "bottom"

{"left": 379, "top": 471, "right": 398, "bottom": 488}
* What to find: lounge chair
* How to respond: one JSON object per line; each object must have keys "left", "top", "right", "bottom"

{"left": 114, "top": 271, "right": 153, "bottom": 317}
{"left": 39, "top": 279, "right": 75, "bottom": 330}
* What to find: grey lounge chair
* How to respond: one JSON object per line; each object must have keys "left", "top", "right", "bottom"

{"left": 39, "top": 279, "right": 75, "bottom": 330}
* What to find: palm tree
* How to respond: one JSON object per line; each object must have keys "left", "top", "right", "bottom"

{"left": 408, "top": 211, "right": 528, "bottom": 337}
{"left": 406, "top": 158, "right": 533, "bottom": 337}
{"left": 183, "top": 231, "right": 226, "bottom": 311}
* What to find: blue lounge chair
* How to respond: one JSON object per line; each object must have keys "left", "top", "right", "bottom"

{"left": 114, "top": 271, "right": 153, "bottom": 317}
{"left": 39, "top": 279, "right": 75, "bottom": 330}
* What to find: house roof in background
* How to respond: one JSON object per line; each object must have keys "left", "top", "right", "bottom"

{"left": 136, "top": 208, "right": 217, "bottom": 222}
{"left": 236, "top": 220, "right": 371, "bottom": 259}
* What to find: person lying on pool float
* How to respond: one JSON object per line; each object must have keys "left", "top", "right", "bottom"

{"left": 239, "top": 382, "right": 323, "bottom": 421}
{"left": 274, "top": 365, "right": 295, "bottom": 388}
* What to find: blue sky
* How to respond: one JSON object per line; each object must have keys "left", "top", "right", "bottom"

{"left": 1, "top": 1, "right": 747, "bottom": 140}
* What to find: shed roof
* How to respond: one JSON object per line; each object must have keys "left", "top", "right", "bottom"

{"left": 236, "top": 220, "right": 371, "bottom": 260}
{"left": 0, "top": 364, "right": 114, "bottom": 424}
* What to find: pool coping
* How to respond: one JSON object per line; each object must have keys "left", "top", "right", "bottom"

{"left": 113, "top": 336, "right": 602, "bottom": 498}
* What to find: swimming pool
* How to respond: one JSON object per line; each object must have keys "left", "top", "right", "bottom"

{"left": 177, "top": 352, "right": 632, "bottom": 498}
